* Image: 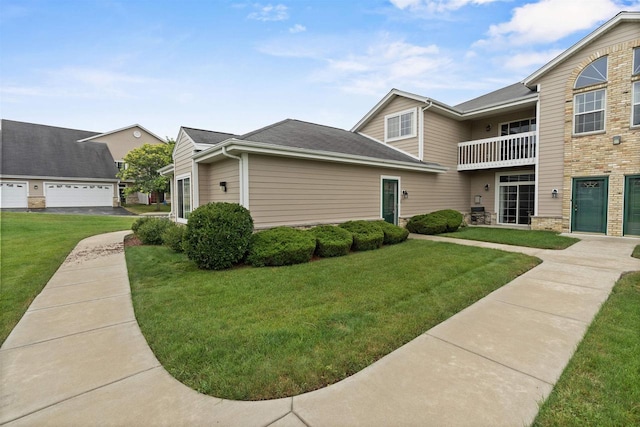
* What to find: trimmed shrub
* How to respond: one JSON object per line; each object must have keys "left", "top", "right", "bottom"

{"left": 162, "top": 223, "right": 185, "bottom": 253}
{"left": 374, "top": 220, "right": 409, "bottom": 245}
{"left": 311, "top": 225, "right": 353, "bottom": 257}
{"left": 247, "top": 227, "right": 316, "bottom": 267}
{"left": 136, "top": 218, "right": 172, "bottom": 245}
{"left": 406, "top": 213, "right": 447, "bottom": 235}
{"left": 183, "top": 202, "right": 254, "bottom": 270}
{"left": 432, "top": 209, "right": 463, "bottom": 232}
{"left": 339, "top": 220, "right": 384, "bottom": 251}
{"left": 131, "top": 216, "right": 153, "bottom": 233}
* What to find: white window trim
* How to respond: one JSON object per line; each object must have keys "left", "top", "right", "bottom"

{"left": 632, "top": 81, "right": 640, "bottom": 128}
{"left": 574, "top": 56, "right": 608, "bottom": 89}
{"left": 633, "top": 47, "right": 640, "bottom": 76}
{"left": 494, "top": 170, "right": 536, "bottom": 226}
{"left": 573, "top": 89, "right": 607, "bottom": 136}
{"left": 175, "top": 173, "right": 192, "bottom": 224}
{"left": 498, "top": 117, "right": 537, "bottom": 135}
{"left": 380, "top": 175, "right": 401, "bottom": 223}
{"left": 384, "top": 107, "right": 417, "bottom": 143}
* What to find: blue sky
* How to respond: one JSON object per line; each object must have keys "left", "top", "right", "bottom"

{"left": 1, "top": 0, "right": 639, "bottom": 140}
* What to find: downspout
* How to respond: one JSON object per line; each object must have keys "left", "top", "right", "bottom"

{"left": 221, "top": 146, "right": 246, "bottom": 208}
{"left": 419, "top": 101, "right": 433, "bottom": 161}
{"left": 534, "top": 84, "right": 541, "bottom": 219}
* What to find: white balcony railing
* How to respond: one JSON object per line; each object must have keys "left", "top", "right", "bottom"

{"left": 457, "top": 131, "right": 537, "bottom": 171}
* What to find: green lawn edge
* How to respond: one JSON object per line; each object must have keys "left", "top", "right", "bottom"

{"left": 441, "top": 227, "right": 580, "bottom": 249}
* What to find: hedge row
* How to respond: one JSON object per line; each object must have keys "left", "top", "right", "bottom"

{"left": 406, "top": 209, "right": 463, "bottom": 235}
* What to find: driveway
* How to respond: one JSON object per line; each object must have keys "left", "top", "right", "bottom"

{"left": 0, "top": 207, "right": 136, "bottom": 216}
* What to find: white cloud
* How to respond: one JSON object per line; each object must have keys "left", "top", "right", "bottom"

{"left": 390, "top": 0, "right": 502, "bottom": 13}
{"left": 476, "top": 0, "right": 637, "bottom": 47}
{"left": 500, "top": 48, "right": 565, "bottom": 72}
{"left": 247, "top": 4, "right": 289, "bottom": 22}
{"left": 289, "top": 24, "right": 306, "bottom": 33}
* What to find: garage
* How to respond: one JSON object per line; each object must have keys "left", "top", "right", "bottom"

{"left": 0, "top": 181, "right": 28, "bottom": 208}
{"left": 45, "top": 182, "right": 114, "bottom": 207}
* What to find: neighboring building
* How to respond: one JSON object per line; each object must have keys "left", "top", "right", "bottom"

{"left": 0, "top": 120, "right": 166, "bottom": 209}
{"left": 163, "top": 11, "right": 639, "bottom": 236}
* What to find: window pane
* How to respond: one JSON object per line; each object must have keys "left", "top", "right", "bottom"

{"left": 634, "top": 48, "right": 640, "bottom": 75}
{"left": 387, "top": 116, "right": 399, "bottom": 139}
{"left": 400, "top": 112, "right": 413, "bottom": 136}
{"left": 634, "top": 82, "right": 640, "bottom": 126}
{"left": 574, "top": 89, "right": 605, "bottom": 134}
{"left": 183, "top": 178, "right": 191, "bottom": 219}
{"left": 575, "top": 56, "right": 608, "bottom": 88}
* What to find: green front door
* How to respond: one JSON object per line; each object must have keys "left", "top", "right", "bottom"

{"left": 572, "top": 177, "right": 608, "bottom": 233}
{"left": 382, "top": 179, "right": 398, "bottom": 225}
{"left": 624, "top": 175, "right": 640, "bottom": 236}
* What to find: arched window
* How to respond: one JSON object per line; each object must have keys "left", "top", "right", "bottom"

{"left": 574, "top": 56, "right": 608, "bottom": 89}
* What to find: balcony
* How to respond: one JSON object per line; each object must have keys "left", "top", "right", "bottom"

{"left": 458, "top": 131, "right": 537, "bottom": 171}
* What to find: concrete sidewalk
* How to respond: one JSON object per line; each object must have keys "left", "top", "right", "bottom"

{"left": 2, "top": 232, "right": 639, "bottom": 426}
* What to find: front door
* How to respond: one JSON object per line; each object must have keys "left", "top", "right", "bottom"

{"left": 572, "top": 177, "right": 608, "bottom": 233}
{"left": 382, "top": 179, "right": 399, "bottom": 225}
{"left": 624, "top": 175, "right": 640, "bottom": 236}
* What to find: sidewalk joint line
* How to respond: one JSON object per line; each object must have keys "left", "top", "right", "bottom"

{"left": 489, "top": 299, "right": 589, "bottom": 324}
{"left": 291, "top": 409, "right": 312, "bottom": 427}
{"left": 45, "top": 274, "right": 129, "bottom": 289}
{"left": 27, "top": 292, "right": 132, "bottom": 313}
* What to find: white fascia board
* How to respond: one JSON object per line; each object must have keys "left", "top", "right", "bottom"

{"left": 459, "top": 95, "right": 540, "bottom": 118}
{"left": 351, "top": 89, "right": 434, "bottom": 132}
{"left": 524, "top": 12, "right": 640, "bottom": 85}
{"left": 0, "top": 174, "right": 118, "bottom": 183}
{"left": 158, "top": 164, "right": 175, "bottom": 176}
{"left": 357, "top": 131, "right": 421, "bottom": 161}
{"left": 193, "top": 139, "right": 448, "bottom": 173}
{"left": 78, "top": 124, "right": 167, "bottom": 143}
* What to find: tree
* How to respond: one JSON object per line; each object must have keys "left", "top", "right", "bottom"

{"left": 117, "top": 140, "right": 174, "bottom": 210}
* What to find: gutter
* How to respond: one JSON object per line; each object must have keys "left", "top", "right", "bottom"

{"left": 419, "top": 101, "right": 433, "bottom": 161}
{"left": 221, "top": 146, "right": 248, "bottom": 208}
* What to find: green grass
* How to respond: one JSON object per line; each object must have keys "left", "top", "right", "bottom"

{"left": 0, "top": 212, "right": 135, "bottom": 344}
{"left": 441, "top": 227, "right": 579, "bottom": 249}
{"left": 633, "top": 245, "right": 640, "bottom": 259}
{"left": 122, "top": 203, "right": 171, "bottom": 214}
{"left": 126, "top": 240, "right": 540, "bottom": 400}
{"left": 533, "top": 271, "right": 640, "bottom": 426}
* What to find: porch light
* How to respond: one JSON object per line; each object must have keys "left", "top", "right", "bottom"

{"left": 219, "top": 181, "right": 227, "bottom": 192}
{"left": 402, "top": 190, "right": 409, "bottom": 199}
{"left": 474, "top": 195, "right": 482, "bottom": 204}
{"left": 612, "top": 135, "right": 622, "bottom": 145}
{"left": 552, "top": 189, "right": 559, "bottom": 198}
{"left": 484, "top": 184, "right": 490, "bottom": 191}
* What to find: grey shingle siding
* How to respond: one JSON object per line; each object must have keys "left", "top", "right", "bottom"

{"left": 0, "top": 120, "right": 118, "bottom": 180}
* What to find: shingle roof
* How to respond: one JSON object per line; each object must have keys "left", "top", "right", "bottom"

{"left": 0, "top": 119, "right": 118, "bottom": 180}
{"left": 182, "top": 127, "right": 238, "bottom": 145}
{"left": 239, "top": 119, "right": 440, "bottom": 166}
{"left": 454, "top": 83, "right": 537, "bottom": 113}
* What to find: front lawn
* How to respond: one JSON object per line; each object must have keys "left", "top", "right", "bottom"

{"left": 533, "top": 271, "right": 640, "bottom": 426}
{"left": 441, "top": 227, "right": 579, "bottom": 249}
{"left": 0, "top": 212, "right": 135, "bottom": 344}
{"left": 126, "top": 240, "right": 540, "bottom": 400}
{"left": 122, "top": 203, "right": 171, "bottom": 215}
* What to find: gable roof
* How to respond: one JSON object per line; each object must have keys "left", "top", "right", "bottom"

{"left": 182, "top": 127, "right": 239, "bottom": 146}
{"left": 0, "top": 119, "right": 118, "bottom": 180}
{"left": 77, "top": 123, "right": 166, "bottom": 143}
{"left": 454, "top": 83, "right": 537, "bottom": 113}
{"left": 524, "top": 11, "right": 640, "bottom": 85}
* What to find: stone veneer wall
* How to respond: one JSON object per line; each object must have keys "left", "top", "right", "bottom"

{"left": 531, "top": 216, "right": 563, "bottom": 232}
{"left": 562, "top": 39, "right": 640, "bottom": 236}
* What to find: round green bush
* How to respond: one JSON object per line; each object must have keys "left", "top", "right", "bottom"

{"left": 247, "top": 227, "right": 316, "bottom": 267}
{"left": 131, "top": 216, "right": 153, "bottom": 233}
{"left": 183, "top": 202, "right": 254, "bottom": 270}
{"left": 310, "top": 225, "right": 353, "bottom": 257}
{"left": 136, "top": 218, "right": 172, "bottom": 245}
{"left": 431, "top": 209, "right": 463, "bottom": 232}
{"left": 162, "top": 223, "right": 185, "bottom": 253}
{"left": 406, "top": 213, "right": 447, "bottom": 235}
{"left": 339, "top": 220, "right": 384, "bottom": 251}
{"left": 374, "top": 220, "right": 409, "bottom": 244}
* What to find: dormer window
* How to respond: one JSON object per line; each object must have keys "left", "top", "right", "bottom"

{"left": 385, "top": 108, "right": 416, "bottom": 142}
{"left": 574, "top": 56, "right": 608, "bottom": 89}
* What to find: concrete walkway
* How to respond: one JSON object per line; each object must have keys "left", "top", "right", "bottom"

{"left": 2, "top": 232, "right": 639, "bottom": 426}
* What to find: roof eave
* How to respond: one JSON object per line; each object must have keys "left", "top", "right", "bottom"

{"left": 78, "top": 124, "right": 167, "bottom": 143}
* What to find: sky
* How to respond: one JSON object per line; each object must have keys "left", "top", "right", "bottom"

{"left": 1, "top": 0, "right": 639, "bottom": 140}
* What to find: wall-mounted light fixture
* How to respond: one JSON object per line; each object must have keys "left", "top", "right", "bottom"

{"left": 485, "top": 124, "right": 492, "bottom": 132}
{"left": 402, "top": 190, "right": 409, "bottom": 199}
{"left": 551, "top": 189, "right": 559, "bottom": 198}
{"left": 474, "top": 195, "right": 482, "bottom": 204}
{"left": 484, "top": 184, "right": 490, "bottom": 191}
{"left": 612, "top": 135, "right": 622, "bottom": 145}
{"left": 34, "top": 184, "right": 38, "bottom": 190}
{"left": 219, "top": 181, "right": 227, "bottom": 192}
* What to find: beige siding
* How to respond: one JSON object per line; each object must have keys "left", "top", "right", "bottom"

{"left": 247, "top": 155, "right": 461, "bottom": 228}
{"left": 359, "top": 96, "right": 420, "bottom": 157}
{"left": 468, "top": 108, "right": 536, "bottom": 141}
{"left": 198, "top": 160, "right": 240, "bottom": 204}
{"left": 530, "top": 22, "right": 640, "bottom": 218}
{"left": 174, "top": 132, "right": 194, "bottom": 179}
{"left": 91, "top": 126, "right": 165, "bottom": 160}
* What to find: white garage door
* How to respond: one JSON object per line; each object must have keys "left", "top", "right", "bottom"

{"left": 45, "top": 182, "right": 114, "bottom": 207}
{"left": 0, "top": 181, "right": 28, "bottom": 208}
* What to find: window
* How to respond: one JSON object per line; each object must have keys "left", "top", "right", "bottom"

{"left": 500, "top": 118, "right": 536, "bottom": 136}
{"left": 498, "top": 173, "right": 535, "bottom": 225}
{"left": 634, "top": 48, "right": 640, "bottom": 75}
{"left": 385, "top": 109, "right": 416, "bottom": 141}
{"left": 115, "top": 161, "right": 127, "bottom": 171}
{"left": 633, "top": 81, "right": 640, "bottom": 127}
{"left": 574, "top": 56, "right": 608, "bottom": 89}
{"left": 177, "top": 176, "right": 191, "bottom": 221}
{"left": 574, "top": 89, "right": 605, "bottom": 134}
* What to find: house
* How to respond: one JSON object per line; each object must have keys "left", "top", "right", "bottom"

{"left": 0, "top": 120, "right": 166, "bottom": 209}
{"left": 162, "top": 11, "right": 639, "bottom": 236}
